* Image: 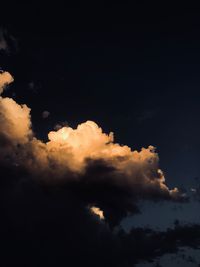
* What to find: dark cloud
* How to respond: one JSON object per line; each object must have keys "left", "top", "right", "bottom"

{"left": 191, "top": 185, "right": 200, "bottom": 201}
{"left": 0, "top": 29, "right": 7, "bottom": 52}
{"left": 0, "top": 28, "right": 18, "bottom": 54}
{"left": 190, "top": 178, "right": 200, "bottom": 201}
{"left": 54, "top": 121, "right": 69, "bottom": 130}
{"left": 0, "top": 72, "right": 187, "bottom": 227}
{"left": 0, "top": 71, "right": 191, "bottom": 266}
{"left": 68, "top": 158, "right": 189, "bottom": 227}
{"left": 137, "top": 109, "right": 157, "bottom": 123}
{"left": 42, "top": 110, "right": 50, "bottom": 119}
{"left": 0, "top": 164, "right": 199, "bottom": 266}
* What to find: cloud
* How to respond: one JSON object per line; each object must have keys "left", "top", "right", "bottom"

{"left": 118, "top": 223, "right": 200, "bottom": 265}
{"left": 90, "top": 206, "right": 105, "bottom": 220}
{"left": 0, "top": 29, "right": 8, "bottom": 51}
{"left": 0, "top": 97, "right": 32, "bottom": 144}
{"left": 0, "top": 168, "right": 197, "bottom": 267}
{"left": 0, "top": 28, "right": 18, "bottom": 54}
{"left": 0, "top": 71, "right": 195, "bottom": 267}
{"left": 54, "top": 121, "right": 69, "bottom": 130}
{"left": 28, "top": 81, "right": 38, "bottom": 94}
{"left": 0, "top": 71, "right": 14, "bottom": 94}
{"left": 0, "top": 71, "right": 187, "bottom": 227}
{"left": 0, "top": 72, "right": 32, "bottom": 147}
{"left": 42, "top": 110, "right": 50, "bottom": 119}
{"left": 191, "top": 186, "right": 200, "bottom": 201}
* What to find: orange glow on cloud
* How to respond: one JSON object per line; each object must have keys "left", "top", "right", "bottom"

{"left": 0, "top": 71, "right": 185, "bottom": 203}
{"left": 90, "top": 206, "right": 104, "bottom": 220}
{"left": 0, "top": 71, "right": 14, "bottom": 94}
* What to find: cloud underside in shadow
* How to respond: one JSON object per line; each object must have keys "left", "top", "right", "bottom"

{"left": 0, "top": 166, "right": 199, "bottom": 267}
{"left": 0, "top": 71, "right": 187, "bottom": 224}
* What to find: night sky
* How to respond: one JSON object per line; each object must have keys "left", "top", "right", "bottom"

{"left": 1, "top": 3, "right": 200, "bottom": 267}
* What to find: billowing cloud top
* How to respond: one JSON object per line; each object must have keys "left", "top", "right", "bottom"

{"left": 0, "top": 71, "right": 14, "bottom": 94}
{"left": 0, "top": 71, "right": 186, "bottom": 226}
{"left": 90, "top": 206, "right": 105, "bottom": 220}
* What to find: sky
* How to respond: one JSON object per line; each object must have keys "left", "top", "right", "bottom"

{"left": 1, "top": 3, "right": 200, "bottom": 267}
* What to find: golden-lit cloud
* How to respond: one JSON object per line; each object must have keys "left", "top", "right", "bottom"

{"left": 90, "top": 206, "right": 105, "bottom": 220}
{"left": 0, "top": 97, "right": 32, "bottom": 144}
{"left": 0, "top": 71, "right": 186, "bottom": 224}
{"left": 0, "top": 72, "right": 32, "bottom": 146}
{"left": 0, "top": 71, "right": 14, "bottom": 94}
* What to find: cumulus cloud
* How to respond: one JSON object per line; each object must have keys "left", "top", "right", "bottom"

{"left": 0, "top": 72, "right": 32, "bottom": 148}
{"left": 0, "top": 71, "right": 195, "bottom": 267}
{"left": 0, "top": 97, "right": 32, "bottom": 143}
{"left": 0, "top": 71, "right": 14, "bottom": 94}
{"left": 0, "top": 71, "right": 187, "bottom": 226}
